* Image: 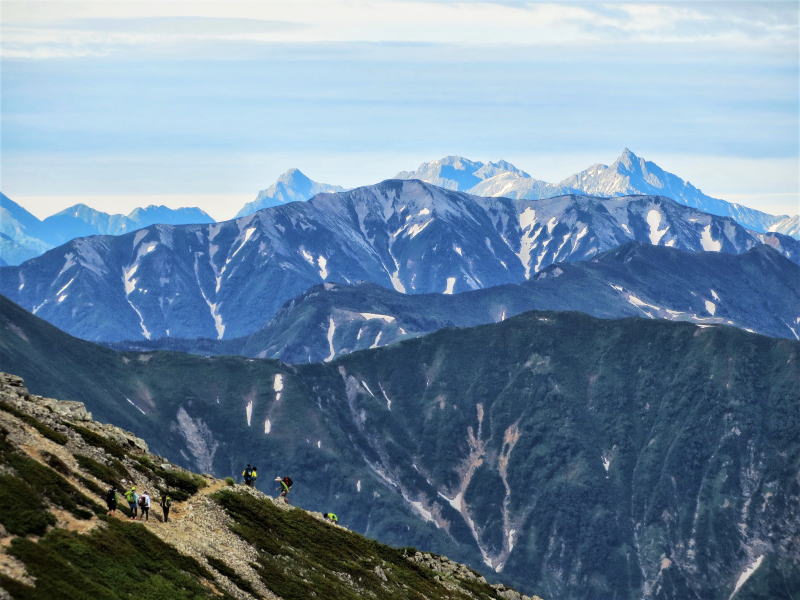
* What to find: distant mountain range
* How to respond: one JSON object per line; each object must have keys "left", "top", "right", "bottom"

{"left": 109, "top": 242, "right": 800, "bottom": 362}
{"left": 41, "top": 203, "right": 215, "bottom": 245}
{"left": 0, "top": 192, "right": 213, "bottom": 265}
{"left": 397, "top": 149, "right": 794, "bottom": 235}
{"left": 2, "top": 149, "right": 797, "bottom": 265}
{"left": 1, "top": 179, "right": 797, "bottom": 343}
{"left": 1, "top": 292, "right": 798, "bottom": 599}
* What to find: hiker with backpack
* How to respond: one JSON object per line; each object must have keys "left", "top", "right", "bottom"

{"left": 124, "top": 486, "right": 138, "bottom": 519}
{"left": 105, "top": 486, "right": 118, "bottom": 516}
{"left": 323, "top": 512, "right": 338, "bottom": 524}
{"left": 275, "top": 476, "right": 293, "bottom": 503}
{"left": 242, "top": 464, "right": 255, "bottom": 487}
{"left": 160, "top": 493, "right": 172, "bottom": 523}
{"left": 138, "top": 490, "right": 151, "bottom": 521}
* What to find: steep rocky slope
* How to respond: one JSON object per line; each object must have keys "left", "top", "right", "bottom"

{"left": 0, "top": 295, "right": 797, "bottom": 598}
{"left": 110, "top": 243, "right": 800, "bottom": 362}
{"left": 0, "top": 373, "right": 536, "bottom": 600}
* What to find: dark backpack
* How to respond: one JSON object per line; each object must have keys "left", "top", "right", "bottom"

{"left": 138, "top": 496, "right": 147, "bottom": 507}
{"left": 283, "top": 476, "right": 293, "bottom": 488}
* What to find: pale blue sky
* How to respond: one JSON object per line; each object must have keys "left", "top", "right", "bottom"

{"left": 1, "top": 1, "right": 797, "bottom": 219}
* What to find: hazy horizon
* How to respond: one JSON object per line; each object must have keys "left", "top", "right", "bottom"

{"left": 2, "top": 1, "right": 798, "bottom": 220}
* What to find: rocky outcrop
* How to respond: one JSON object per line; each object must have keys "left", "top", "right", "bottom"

{"left": 406, "top": 551, "right": 542, "bottom": 600}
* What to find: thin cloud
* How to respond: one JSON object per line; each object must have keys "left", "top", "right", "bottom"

{"left": 1, "top": 1, "right": 797, "bottom": 59}
{"left": 51, "top": 16, "right": 308, "bottom": 34}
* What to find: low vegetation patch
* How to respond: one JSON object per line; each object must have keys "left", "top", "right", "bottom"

{"left": 129, "top": 454, "right": 206, "bottom": 501}
{"left": 0, "top": 473, "right": 56, "bottom": 536}
{"left": 42, "top": 451, "right": 71, "bottom": 475}
{"left": 157, "top": 467, "right": 207, "bottom": 502}
{"left": 0, "top": 432, "right": 103, "bottom": 520}
{"left": 213, "top": 489, "right": 497, "bottom": 600}
{"left": 75, "top": 454, "right": 131, "bottom": 488}
{"left": 3, "top": 518, "right": 235, "bottom": 600}
{"left": 205, "top": 554, "right": 259, "bottom": 596}
{"left": 70, "top": 424, "right": 127, "bottom": 458}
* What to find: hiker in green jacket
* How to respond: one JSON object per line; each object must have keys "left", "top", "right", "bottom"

{"left": 160, "top": 493, "right": 172, "bottom": 523}
{"left": 105, "top": 486, "right": 118, "bottom": 516}
{"left": 275, "top": 476, "right": 292, "bottom": 503}
{"left": 124, "top": 486, "right": 138, "bottom": 519}
{"left": 323, "top": 512, "right": 338, "bottom": 524}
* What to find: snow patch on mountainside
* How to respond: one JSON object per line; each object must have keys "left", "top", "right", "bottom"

{"left": 444, "top": 277, "right": 456, "bottom": 294}
{"left": 317, "top": 255, "right": 328, "bottom": 279}
{"left": 56, "top": 277, "right": 75, "bottom": 296}
{"left": 701, "top": 225, "right": 722, "bottom": 251}
{"left": 122, "top": 263, "right": 151, "bottom": 340}
{"left": 273, "top": 374, "right": 284, "bottom": 402}
{"left": 230, "top": 226, "right": 256, "bottom": 259}
{"left": 408, "top": 220, "right": 432, "bottom": 238}
{"left": 300, "top": 248, "right": 314, "bottom": 265}
{"left": 245, "top": 399, "right": 253, "bottom": 427}
{"left": 325, "top": 317, "right": 336, "bottom": 362}
{"left": 370, "top": 331, "right": 383, "bottom": 349}
{"left": 646, "top": 209, "right": 669, "bottom": 245}
{"left": 359, "top": 312, "right": 396, "bottom": 323}
{"left": 729, "top": 555, "right": 764, "bottom": 599}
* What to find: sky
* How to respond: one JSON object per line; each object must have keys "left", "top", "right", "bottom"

{"left": 1, "top": 0, "right": 798, "bottom": 220}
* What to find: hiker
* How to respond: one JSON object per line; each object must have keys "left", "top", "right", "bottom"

{"left": 242, "top": 464, "right": 254, "bottom": 487}
{"left": 105, "top": 486, "right": 118, "bottom": 516}
{"left": 138, "top": 490, "right": 151, "bottom": 521}
{"left": 250, "top": 465, "right": 258, "bottom": 487}
{"left": 323, "top": 512, "right": 338, "bottom": 524}
{"left": 160, "top": 493, "right": 172, "bottom": 523}
{"left": 124, "top": 486, "right": 138, "bottom": 519}
{"left": 275, "top": 476, "right": 293, "bottom": 503}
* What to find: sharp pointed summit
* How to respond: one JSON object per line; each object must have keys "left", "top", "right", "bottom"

{"left": 235, "top": 168, "right": 345, "bottom": 218}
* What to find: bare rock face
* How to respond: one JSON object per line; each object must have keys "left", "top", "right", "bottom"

{"left": 0, "top": 372, "right": 92, "bottom": 422}
{"left": 0, "top": 372, "right": 147, "bottom": 453}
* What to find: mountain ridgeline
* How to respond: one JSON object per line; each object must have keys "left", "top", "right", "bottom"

{"left": 0, "top": 192, "right": 214, "bottom": 266}
{"left": 110, "top": 243, "right": 800, "bottom": 362}
{"left": 1, "top": 181, "right": 798, "bottom": 343}
{"left": 0, "top": 294, "right": 797, "bottom": 599}
{"left": 0, "top": 373, "right": 533, "bottom": 600}
{"left": 2, "top": 149, "right": 797, "bottom": 266}
{"left": 396, "top": 149, "right": 792, "bottom": 235}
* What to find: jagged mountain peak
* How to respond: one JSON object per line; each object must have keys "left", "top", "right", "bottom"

{"left": 236, "top": 169, "right": 345, "bottom": 218}
{"left": 614, "top": 146, "right": 639, "bottom": 166}
{"left": 275, "top": 167, "right": 312, "bottom": 184}
{"left": 395, "top": 156, "right": 530, "bottom": 191}
{"left": 0, "top": 192, "right": 42, "bottom": 232}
